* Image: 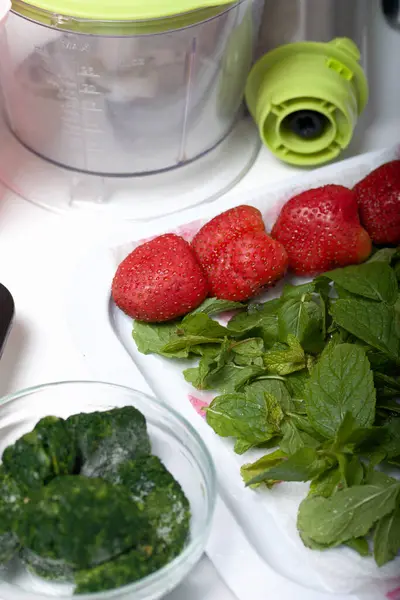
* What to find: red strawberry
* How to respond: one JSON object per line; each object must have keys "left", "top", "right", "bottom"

{"left": 112, "top": 234, "right": 209, "bottom": 322}
{"left": 271, "top": 184, "right": 372, "bottom": 276}
{"left": 206, "top": 231, "right": 288, "bottom": 300}
{"left": 192, "top": 205, "right": 265, "bottom": 269}
{"left": 353, "top": 160, "right": 400, "bottom": 245}
{"left": 192, "top": 205, "right": 288, "bottom": 301}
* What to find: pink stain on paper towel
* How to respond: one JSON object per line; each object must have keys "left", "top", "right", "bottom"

{"left": 188, "top": 394, "right": 213, "bottom": 418}
{"left": 176, "top": 220, "right": 203, "bottom": 242}
{"left": 387, "top": 585, "right": 400, "bottom": 600}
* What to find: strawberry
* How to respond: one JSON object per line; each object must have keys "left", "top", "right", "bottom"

{"left": 353, "top": 160, "right": 400, "bottom": 245}
{"left": 205, "top": 230, "right": 289, "bottom": 300}
{"left": 192, "top": 205, "right": 265, "bottom": 269}
{"left": 192, "top": 205, "right": 288, "bottom": 301}
{"left": 271, "top": 184, "right": 372, "bottom": 276}
{"left": 112, "top": 234, "right": 209, "bottom": 322}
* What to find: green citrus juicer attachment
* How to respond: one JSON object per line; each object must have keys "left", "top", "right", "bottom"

{"left": 12, "top": 0, "right": 237, "bottom": 32}
{"left": 245, "top": 38, "right": 369, "bottom": 167}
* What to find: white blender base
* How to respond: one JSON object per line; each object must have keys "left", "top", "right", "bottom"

{"left": 0, "top": 113, "right": 260, "bottom": 221}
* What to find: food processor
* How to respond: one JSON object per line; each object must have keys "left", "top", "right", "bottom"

{"left": 0, "top": 0, "right": 398, "bottom": 220}
{"left": 0, "top": 0, "right": 264, "bottom": 218}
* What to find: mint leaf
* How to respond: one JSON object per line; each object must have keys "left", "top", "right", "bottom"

{"left": 183, "top": 354, "right": 216, "bottom": 389}
{"left": 132, "top": 321, "right": 182, "bottom": 356}
{"left": 297, "top": 483, "right": 400, "bottom": 547}
{"left": 190, "top": 298, "right": 245, "bottom": 316}
{"left": 241, "top": 450, "right": 286, "bottom": 487}
{"left": 235, "top": 436, "right": 283, "bottom": 455}
{"left": 231, "top": 338, "right": 264, "bottom": 366}
{"left": 207, "top": 364, "right": 264, "bottom": 393}
{"left": 343, "top": 455, "right": 364, "bottom": 487}
{"left": 395, "top": 262, "right": 400, "bottom": 282}
{"left": 183, "top": 367, "right": 204, "bottom": 389}
{"left": 300, "top": 534, "right": 333, "bottom": 551}
{"left": 284, "top": 370, "right": 310, "bottom": 399}
{"left": 183, "top": 338, "right": 235, "bottom": 389}
{"left": 324, "top": 263, "right": 398, "bottom": 305}
{"left": 309, "top": 456, "right": 364, "bottom": 498}
{"left": 335, "top": 284, "right": 358, "bottom": 300}
{"left": 373, "top": 506, "right": 400, "bottom": 566}
{"left": 190, "top": 344, "right": 221, "bottom": 358}
{"left": 346, "top": 537, "right": 370, "bottom": 557}
{"left": 365, "top": 471, "right": 398, "bottom": 487}
{"left": 184, "top": 353, "right": 264, "bottom": 392}
{"left": 377, "top": 399, "right": 400, "bottom": 415}
{"left": 234, "top": 438, "right": 255, "bottom": 455}
{"left": 330, "top": 299, "right": 400, "bottom": 361}
{"left": 264, "top": 392, "right": 285, "bottom": 431}
{"left": 332, "top": 412, "right": 359, "bottom": 449}
{"left": 367, "top": 248, "right": 398, "bottom": 264}
{"left": 281, "top": 282, "right": 315, "bottom": 300}
{"left": 264, "top": 335, "right": 306, "bottom": 376}
{"left": 317, "top": 284, "right": 331, "bottom": 340}
{"left": 375, "top": 372, "right": 400, "bottom": 393}
{"left": 309, "top": 467, "right": 344, "bottom": 498}
{"left": 161, "top": 335, "right": 222, "bottom": 355}
{"left": 181, "top": 313, "right": 230, "bottom": 338}
{"left": 286, "top": 413, "right": 324, "bottom": 440}
{"left": 280, "top": 420, "right": 320, "bottom": 454}
{"left": 245, "top": 379, "right": 293, "bottom": 413}
{"left": 373, "top": 419, "right": 400, "bottom": 460}
{"left": 337, "top": 425, "right": 381, "bottom": 453}
{"left": 206, "top": 393, "right": 274, "bottom": 443}
{"left": 246, "top": 447, "right": 331, "bottom": 487}
{"left": 291, "top": 399, "right": 307, "bottom": 414}
{"left": 278, "top": 296, "right": 324, "bottom": 354}
{"left": 357, "top": 421, "right": 400, "bottom": 464}
{"left": 227, "top": 300, "right": 281, "bottom": 347}
{"left": 366, "top": 347, "right": 397, "bottom": 372}
{"left": 304, "top": 344, "right": 376, "bottom": 439}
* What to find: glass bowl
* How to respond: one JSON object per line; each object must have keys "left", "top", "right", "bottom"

{"left": 0, "top": 381, "right": 216, "bottom": 600}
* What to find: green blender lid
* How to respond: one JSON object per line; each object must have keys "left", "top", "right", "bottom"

{"left": 12, "top": 0, "right": 235, "bottom": 20}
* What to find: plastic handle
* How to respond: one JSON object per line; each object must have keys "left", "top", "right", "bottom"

{"left": 0, "top": 284, "right": 14, "bottom": 359}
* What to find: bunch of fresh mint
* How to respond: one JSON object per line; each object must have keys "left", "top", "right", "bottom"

{"left": 132, "top": 247, "right": 400, "bottom": 566}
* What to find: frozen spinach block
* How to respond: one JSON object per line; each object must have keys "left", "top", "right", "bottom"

{"left": 2, "top": 416, "right": 77, "bottom": 490}
{"left": 17, "top": 475, "right": 151, "bottom": 571}
{"left": 66, "top": 406, "right": 151, "bottom": 476}
{"left": 0, "top": 406, "right": 191, "bottom": 593}
{"left": 98, "top": 456, "right": 191, "bottom": 563}
{"left": 0, "top": 466, "right": 24, "bottom": 564}
{"left": 74, "top": 547, "right": 162, "bottom": 594}
{"left": 20, "top": 548, "right": 76, "bottom": 582}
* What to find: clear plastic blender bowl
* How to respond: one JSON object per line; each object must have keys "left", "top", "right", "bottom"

{"left": 0, "top": 0, "right": 255, "bottom": 176}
